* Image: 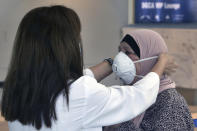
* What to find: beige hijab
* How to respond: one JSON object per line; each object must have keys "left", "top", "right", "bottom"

{"left": 123, "top": 29, "right": 176, "bottom": 127}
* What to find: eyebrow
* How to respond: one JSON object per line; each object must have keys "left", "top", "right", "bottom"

{"left": 126, "top": 51, "right": 136, "bottom": 55}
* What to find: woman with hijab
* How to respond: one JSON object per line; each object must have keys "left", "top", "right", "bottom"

{"left": 104, "top": 29, "right": 194, "bottom": 131}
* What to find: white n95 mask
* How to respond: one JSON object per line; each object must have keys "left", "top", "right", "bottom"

{"left": 112, "top": 52, "right": 158, "bottom": 84}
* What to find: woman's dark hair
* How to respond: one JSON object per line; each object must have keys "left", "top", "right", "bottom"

{"left": 1, "top": 5, "right": 83, "bottom": 129}
{"left": 121, "top": 34, "right": 140, "bottom": 58}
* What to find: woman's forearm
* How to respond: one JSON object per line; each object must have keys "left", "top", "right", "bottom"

{"left": 89, "top": 61, "right": 112, "bottom": 82}
{"left": 151, "top": 53, "right": 168, "bottom": 78}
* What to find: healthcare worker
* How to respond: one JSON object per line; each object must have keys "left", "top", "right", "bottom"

{"left": 1, "top": 5, "right": 176, "bottom": 131}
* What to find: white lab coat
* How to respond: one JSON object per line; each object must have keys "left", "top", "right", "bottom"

{"left": 8, "top": 69, "right": 159, "bottom": 131}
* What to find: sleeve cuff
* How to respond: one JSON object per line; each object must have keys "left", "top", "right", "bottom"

{"left": 83, "top": 68, "right": 95, "bottom": 78}
{"left": 133, "top": 72, "right": 160, "bottom": 91}
{"left": 147, "top": 72, "right": 160, "bottom": 81}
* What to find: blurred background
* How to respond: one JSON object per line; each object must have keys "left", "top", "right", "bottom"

{"left": 0, "top": 0, "right": 197, "bottom": 130}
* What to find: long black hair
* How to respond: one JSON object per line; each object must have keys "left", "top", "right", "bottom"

{"left": 1, "top": 5, "right": 83, "bottom": 129}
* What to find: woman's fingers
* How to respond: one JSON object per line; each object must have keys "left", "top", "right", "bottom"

{"left": 164, "top": 57, "right": 178, "bottom": 75}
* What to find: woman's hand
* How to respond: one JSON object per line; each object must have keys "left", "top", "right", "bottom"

{"left": 151, "top": 53, "right": 177, "bottom": 78}
{"left": 159, "top": 53, "right": 178, "bottom": 75}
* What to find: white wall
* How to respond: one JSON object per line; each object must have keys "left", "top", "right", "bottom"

{"left": 0, "top": 0, "right": 53, "bottom": 81}
{"left": 0, "top": 0, "right": 128, "bottom": 85}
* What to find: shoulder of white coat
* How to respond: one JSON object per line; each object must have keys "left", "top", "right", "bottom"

{"left": 70, "top": 75, "right": 101, "bottom": 94}
{"left": 71, "top": 75, "right": 97, "bottom": 87}
{"left": 68, "top": 76, "right": 95, "bottom": 99}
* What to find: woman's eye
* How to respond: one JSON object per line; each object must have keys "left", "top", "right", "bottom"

{"left": 125, "top": 51, "right": 130, "bottom": 55}
{"left": 125, "top": 51, "right": 134, "bottom": 55}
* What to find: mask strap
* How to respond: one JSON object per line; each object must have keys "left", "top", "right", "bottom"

{"left": 133, "top": 56, "right": 158, "bottom": 78}
{"left": 135, "top": 75, "right": 144, "bottom": 78}
{"left": 130, "top": 72, "right": 144, "bottom": 78}
{"left": 133, "top": 56, "right": 158, "bottom": 63}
